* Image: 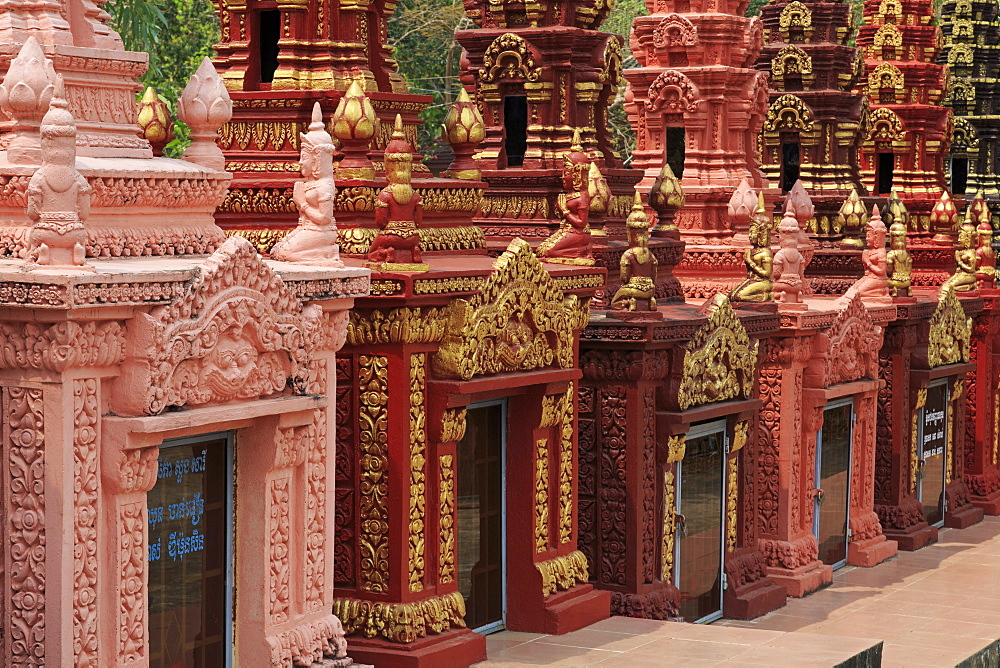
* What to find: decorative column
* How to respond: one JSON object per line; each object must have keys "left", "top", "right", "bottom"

{"left": 965, "top": 292, "right": 1000, "bottom": 512}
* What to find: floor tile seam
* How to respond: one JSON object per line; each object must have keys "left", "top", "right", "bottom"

{"left": 529, "top": 640, "right": 628, "bottom": 654}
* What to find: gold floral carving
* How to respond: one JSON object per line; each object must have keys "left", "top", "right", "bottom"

{"left": 409, "top": 354, "right": 427, "bottom": 592}
{"left": 994, "top": 383, "right": 999, "bottom": 466}
{"left": 331, "top": 591, "right": 466, "bottom": 643}
{"left": 225, "top": 228, "right": 289, "bottom": 254}
{"left": 677, "top": 294, "right": 759, "bottom": 411}
{"left": 479, "top": 33, "right": 541, "bottom": 83}
{"left": 535, "top": 438, "right": 550, "bottom": 553}
{"left": 732, "top": 420, "right": 749, "bottom": 452}
{"left": 414, "top": 276, "right": 486, "bottom": 296}
{"left": 910, "top": 388, "right": 928, "bottom": 493}
{"left": 348, "top": 307, "right": 449, "bottom": 345}
{"left": 928, "top": 288, "right": 972, "bottom": 368}
{"left": 558, "top": 384, "right": 574, "bottom": 544}
{"left": 667, "top": 434, "right": 686, "bottom": 463}
{"left": 218, "top": 119, "right": 302, "bottom": 151}
{"left": 439, "top": 454, "right": 456, "bottom": 583}
{"left": 339, "top": 225, "right": 484, "bottom": 255}
{"left": 359, "top": 355, "right": 390, "bottom": 593}
{"left": 553, "top": 273, "right": 605, "bottom": 292}
{"left": 440, "top": 408, "right": 467, "bottom": 443}
{"left": 662, "top": 470, "right": 676, "bottom": 581}
{"left": 536, "top": 550, "right": 589, "bottom": 597}
{"left": 218, "top": 187, "right": 296, "bottom": 214}
{"left": 727, "top": 456, "right": 738, "bottom": 552}
{"left": 947, "top": 394, "right": 954, "bottom": 484}
{"left": 432, "top": 239, "right": 589, "bottom": 380}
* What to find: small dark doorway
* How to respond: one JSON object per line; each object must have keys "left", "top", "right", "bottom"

{"left": 457, "top": 400, "right": 507, "bottom": 633}
{"left": 876, "top": 153, "right": 895, "bottom": 194}
{"left": 148, "top": 433, "right": 233, "bottom": 668}
{"left": 918, "top": 381, "right": 949, "bottom": 527}
{"left": 814, "top": 399, "right": 854, "bottom": 569}
{"left": 258, "top": 10, "right": 281, "bottom": 85}
{"left": 666, "top": 127, "right": 686, "bottom": 179}
{"left": 951, "top": 157, "right": 969, "bottom": 196}
{"left": 502, "top": 96, "right": 528, "bottom": 167}
{"left": 781, "top": 139, "right": 801, "bottom": 193}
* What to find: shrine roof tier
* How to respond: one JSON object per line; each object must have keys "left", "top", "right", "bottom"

{"left": 641, "top": 0, "right": 751, "bottom": 18}
{"left": 856, "top": 24, "right": 943, "bottom": 61}
{"left": 461, "top": 0, "right": 615, "bottom": 29}
{"left": 859, "top": 60, "right": 949, "bottom": 106}
{"left": 861, "top": 0, "right": 937, "bottom": 24}
{"left": 759, "top": 0, "right": 855, "bottom": 46}
{"left": 757, "top": 43, "right": 861, "bottom": 91}
{"left": 629, "top": 13, "right": 761, "bottom": 68}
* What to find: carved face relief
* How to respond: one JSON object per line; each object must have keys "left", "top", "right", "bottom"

{"left": 497, "top": 315, "right": 534, "bottom": 367}
{"left": 204, "top": 327, "right": 259, "bottom": 398}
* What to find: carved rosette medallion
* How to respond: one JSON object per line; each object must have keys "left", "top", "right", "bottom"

{"left": 677, "top": 295, "right": 759, "bottom": 411}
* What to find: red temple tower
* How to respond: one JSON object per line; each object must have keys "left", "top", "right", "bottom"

{"left": 756, "top": 0, "right": 868, "bottom": 248}
{"left": 856, "top": 0, "right": 953, "bottom": 256}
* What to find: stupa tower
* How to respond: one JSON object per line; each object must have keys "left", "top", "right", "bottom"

{"left": 756, "top": 0, "right": 868, "bottom": 244}
{"left": 938, "top": 0, "right": 1000, "bottom": 206}
{"left": 855, "top": 0, "right": 952, "bottom": 239}
{"left": 210, "top": 0, "right": 486, "bottom": 256}
{"left": 624, "top": 0, "right": 771, "bottom": 244}
{"left": 454, "top": 0, "right": 641, "bottom": 243}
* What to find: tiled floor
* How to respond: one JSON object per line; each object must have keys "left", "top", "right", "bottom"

{"left": 475, "top": 516, "right": 1000, "bottom": 666}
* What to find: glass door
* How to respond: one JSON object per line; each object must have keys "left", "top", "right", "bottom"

{"left": 456, "top": 400, "right": 507, "bottom": 634}
{"left": 675, "top": 419, "right": 727, "bottom": 623}
{"left": 148, "top": 432, "right": 234, "bottom": 668}
{"left": 918, "top": 381, "right": 950, "bottom": 527}
{"left": 813, "top": 399, "right": 854, "bottom": 569}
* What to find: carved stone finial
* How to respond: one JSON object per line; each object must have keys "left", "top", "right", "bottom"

{"left": 270, "top": 102, "right": 343, "bottom": 267}
{"left": 885, "top": 188, "right": 908, "bottom": 231}
{"left": 0, "top": 36, "right": 58, "bottom": 165}
{"left": 441, "top": 87, "right": 485, "bottom": 180}
{"left": 772, "top": 209, "right": 807, "bottom": 308}
{"left": 332, "top": 78, "right": 378, "bottom": 180}
{"left": 837, "top": 204, "right": 892, "bottom": 306}
{"left": 650, "top": 163, "right": 685, "bottom": 238}
{"left": 887, "top": 213, "right": 912, "bottom": 298}
{"left": 537, "top": 130, "right": 595, "bottom": 265}
{"left": 968, "top": 190, "right": 991, "bottom": 227}
{"left": 785, "top": 179, "right": 815, "bottom": 228}
{"left": 728, "top": 178, "right": 757, "bottom": 228}
{"left": 836, "top": 187, "right": 867, "bottom": 248}
{"left": 929, "top": 190, "right": 959, "bottom": 245}
{"left": 611, "top": 192, "right": 658, "bottom": 312}
{"left": 27, "top": 76, "right": 93, "bottom": 270}
{"left": 178, "top": 57, "right": 232, "bottom": 171}
{"left": 136, "top": 87, "right": 174, "bottom": 156}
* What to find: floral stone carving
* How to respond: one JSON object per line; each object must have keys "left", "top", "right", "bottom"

{"left": 928, "top": 286, "right": 973, "bottom": 368}
{"left": 432, "top": 238, "right": 589, "bottom": 380}
{"left": 116, "top": 236, "right": 326, "bottom": 415}
{"left": 677, "top": 294, "right": 760, "bottom": 411}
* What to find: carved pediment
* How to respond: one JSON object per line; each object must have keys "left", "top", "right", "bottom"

{"left": 823, "top": 295, "right": 881, "bottom": 386}
{"left": 117, "top": 236, "right": 327, "bottom": 415}
{"left": 645, "top": 70, "right": 700, "bottom": 114}
{"left": 677, "top": 294, "right": 759, "bottom": 411}
{"left": 928, "top": 287, "right": 972, "bottom": 368}
{"left": 432, "top": 238, "right": 588, "bottom": 381}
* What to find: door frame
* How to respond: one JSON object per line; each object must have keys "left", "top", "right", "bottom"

{"left": 463, "top": 398, "right": 508, "bottom": 635}
{"left": 812, "top": 397, "right": 855, "bottom": 571}
{"left": 674, "top": 418, "right": 728, "bottom": 624}
{"left": 917, "top": 379, "right": 950, "bottom": 528}
{"left": 154, "top": 430, "right": 235, "bottom": 668}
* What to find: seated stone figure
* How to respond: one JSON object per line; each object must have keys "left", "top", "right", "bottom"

{"left": 886, "top": 220, "right": 912, "bottom": 297}
{"left": 837, "top": 205, "right": 892, "bottom": 306}
{"left": 730, "top": 205, "right": 773, "bottom": 302}
{"left": 611, "top": 192, "right": 658, "bottom": 311}
{"left": 772, "top": 211, "right": 806, "bottom": 305}
{"left": 366, "top": 115, "right": 427, "bottom": 269}
{"left": 537, "top": 129, "right": 595, "bottom": 266}
{"left": 976, "top": 219, "right": 996, "bottom": 290}
{"left": 941, "top": 220, "right": 978, "bottom": 293}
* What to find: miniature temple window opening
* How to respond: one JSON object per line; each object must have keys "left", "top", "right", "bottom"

{"left": 666, "top": 127, "right": 685, "bottom": 179}
{"left": 257, "top": 9, "right": 281, "bottom": 86}
{"left": 951, "top": 157, "right": 969, "bottom": 196}
{"left": 780, "top": 134, "right": 801, "bottom": 193}
{"left": 669, "top": 47, "right": 688, "bottom": 67}
{"left": 876, "top": 152, "right": 894, "bottom": 194}
{"left": 503, "top": 94, "right": 528, "bottom": 167}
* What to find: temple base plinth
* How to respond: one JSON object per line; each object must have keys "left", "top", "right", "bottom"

{"left": 509, "top": 583, "right": 611, "bottom": 635}
{"left": 969, "top": 487, "right": 1000, "bottom": 514}
{"left": 883, "top": 522, "right": 938, "bottom": 551}
{"left": 765, "top": 559, "right": 832, "bottom": 598}
{"left": 848, "top": 535, "right": 898, "bottom": 568}
{"left": 344, "top": 629, "right": 486, "bottom": 668}
{"left": 946, "top": 502, "right": 985, "bottom": 529}
{"left": 724, "top": 576, "right": 788, "bottom": 619}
